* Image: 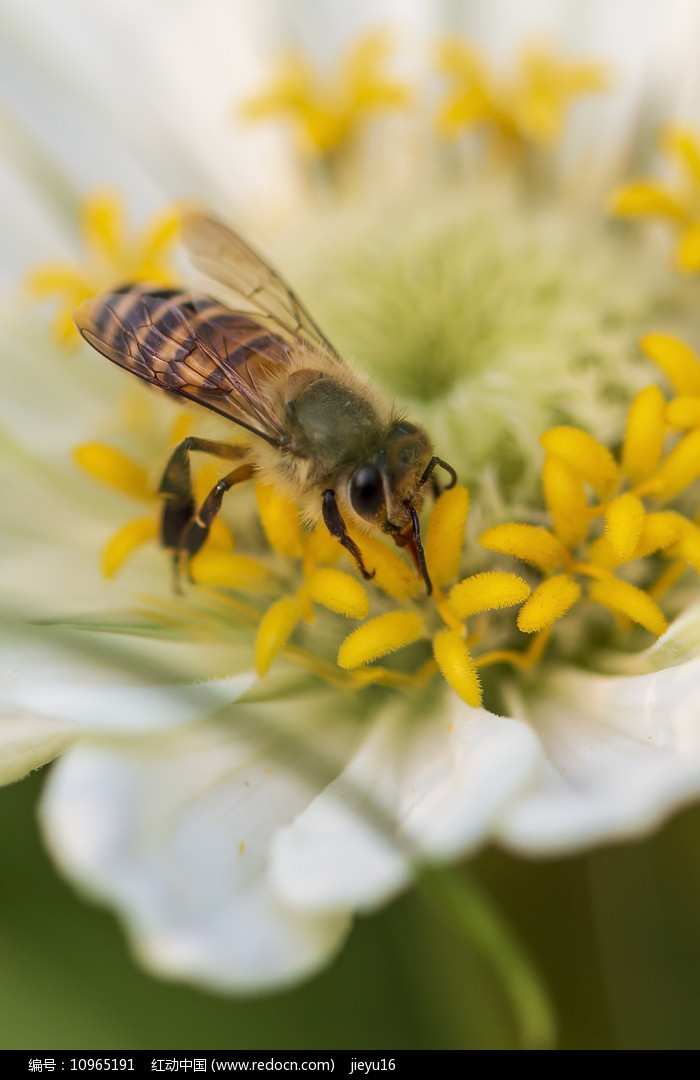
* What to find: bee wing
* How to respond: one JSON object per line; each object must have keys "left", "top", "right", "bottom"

{"left": 74, "top": 286, "right": 290, "bottom": 446}
{"left": 181, "top": 211, "right": 344, "bottom": 362}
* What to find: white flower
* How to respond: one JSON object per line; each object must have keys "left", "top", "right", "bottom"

{"left": 4, "top": 0, "right": 700, "bottom": 1025}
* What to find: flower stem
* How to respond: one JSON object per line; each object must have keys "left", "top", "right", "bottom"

{"left": 417, "top": 865, "right": 556, "bottom": 1050}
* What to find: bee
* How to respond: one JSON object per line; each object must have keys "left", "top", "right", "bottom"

{"left": 74, "top": 212, "right": 456, "bottom": 593}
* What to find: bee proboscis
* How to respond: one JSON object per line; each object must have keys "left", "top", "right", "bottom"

{"left": 74, "top": 212, "right": 456, "bottom": 593}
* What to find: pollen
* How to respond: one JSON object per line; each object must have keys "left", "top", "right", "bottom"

{"left": 306, "top": 568, "right": 370, "bottom": 619}
{"left": 255, "top": 483, "right": 304, "bottom": 559}
{"left": 517, "top": 575, "right": 581, "bottom": 633}
{"left": 432, "top": 629, "right": 482, "bottom": 708}
{"left": 604, "top": 493, "right": 645, "bottom": 561}
{"left": 448, "top": 571, "right": 530, "bottom": 619}
{"left": 74, "top": 443, "right": 151, "bottom": 500}
{"left": 479, "top": 523, "right": 568, "bottom": 573}
{"left": 621, "top": 384, "right": 666, "bottom": 482}
{"left": 255, "top": 596, "right": 301, "bottom": 676}
{"left": 424, "top": 485, "right": 469, "bottom": 588}
{"left": 540, "top": 426, "right": 619, "bottom": 499}
{"left": 588, "top": 578, "right": 667, "bottom": 637}
{"left": 337, "top": 611, "right": 424, "bottom": 669}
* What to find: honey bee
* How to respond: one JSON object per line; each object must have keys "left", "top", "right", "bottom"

{"left": 74, "top": 212, "right": 456, "bottom": 593}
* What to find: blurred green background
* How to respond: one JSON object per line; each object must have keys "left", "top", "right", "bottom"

{"left": 4, "top": 768, "right": 700, "bottom": 1051}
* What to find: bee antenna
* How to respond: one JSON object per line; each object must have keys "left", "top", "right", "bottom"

{"left": 406, "top": 500, "right": 432, "bottom": 596}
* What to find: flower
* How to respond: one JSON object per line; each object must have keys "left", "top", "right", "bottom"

{"left": 5, "top": 4, "right": 700, "bottom": 1050}
{"left": 241, "top": 28, "right": 411, "bottom": 167}
{"left": 610, "top": 127, "right": 700, "bottom": 272}
{"left": 25, "top": 191, "right": 179, "bottom": 344}
{"left": 436, "top": 40, "right": 606, "bottom": 151}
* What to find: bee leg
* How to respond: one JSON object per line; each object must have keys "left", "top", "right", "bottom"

{"left": 321, "top": 489, "right": 375, "bottom": 580}
{"left": 181, "top": 464, "right": 255, "bottom": 569}
{"left": 158, "top": 437, "right": 249, "bottom": 592}
{"left": 420, "top": 456, "right": 457, "bottom": 490}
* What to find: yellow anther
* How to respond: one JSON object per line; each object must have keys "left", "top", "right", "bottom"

{"left": 190, "top": 551, "right": 274, "bottom": 591}
{"left": 542, "top": 453, "right": 589, "bottom": 548}
{"left": 479, "top": 523, "right": 568, "bottom": 573}
{"left": 432, "top": 629, "right": 482, "bottom": 708}
{"left": 424, "top": 485, "right": 469, "bottom": 588}
{"left": 540, "top": 426, "right": 619, "bottom": 499}
{"left": 448, "top": 571, "right": 531, "bottom": 620}
{"left": 101, "top": 517, "right": 158, "bottom": 578}
{"left": 651, "top": 427, "right": 700, "bottom": 498}
{"left": 604, "top": 493, "right": 645, "bottom": 561}
{"left": 634, "top": 512, "right": 684, "bottom": 558}
{"left": 640, "top": 334, "right": 700, "bottom": 396}
{"left": 73, "top": 443, "right": 151, "bottom": 500}
{"left": 622, "top": 384, "right": 667, "bottom": 482}
{"left": 304, "top": 525, "right": 341, "bottom": 568}
{"left": 588, "top": 577, "right": 667, "bottom": 637}
{"left": 587, "top": 533, "right": 619, "bottom": 568}
{"left": 207, "top": 517, "right": 235, "bottom": 551}
{"left": 347, "top": 529, "right": 421, "bottom": 601}
{"left": 674, "top": 520, "right": 700, "bottom": 575}
{"left": 516, "top": 574, "right": 581, "bottom": 633}
{"left": 609, "top": 181, "right": 686, "bottom": 220}
{"left": 306, "top": 568, "right": 370, "bottom": 619}
{"left": 665, "top": 396, "right": 700, "bottom": 429}
{"left": 255, "top": 596, "right": 301, "bottom": 676}
{"left": 255, "top": 483, "right": 303, "bottom": 559}
{"left": 337, "top": 611, "right": 424, "bottom": 669}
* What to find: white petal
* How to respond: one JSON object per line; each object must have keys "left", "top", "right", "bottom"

{"left": 40, "top": 710, "right": 354, "bottom": 991}
{"left": 0, "top": 628, "right": 255, "bottom": 736}
{"left": 497, "top": 657, "right": 700, "bottom": 854}
{"left": 271, "top": 698, "right": 540, "bottom": 913}
{"left": 0, "top": 709, "right": 77, "bottom": 783}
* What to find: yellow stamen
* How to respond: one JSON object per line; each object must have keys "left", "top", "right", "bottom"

{"left": 649, "top": 558, "right": 688, "bottom": 601}
{"left": 337, "top": 611, "right": 424, "bottom": 669}
{"left": 479, "top": 523, "right": 568, "bottom": 573}
{"left": 604, "top": 493, "right": 645, "bottom": 561}
{"left": 448, "top": 571, "right": 530, "bottom": 620}
{"left": 424, "top": 485, "right": 469, "bottom": 588}
{"left": 634, "top": 512, "right": 684, "bottom": 558}
{"left": 588, "top": 578, "right": 667, "bottom": 637}
{"left": 255, "top": 483, "right": 303, "bottom": 559}
{"left": 540, "top": 426, "right": 619, "bottom": 498}
{"left": 255, "top": 596, "right": 301, "bottom": 676}
{"left": 640, "top": 334, "right": 700, "bottom": 396}
{"left": 101, "top": 517, "right": 158, "bottom": 578}
{"left": 73, "top": 443, "right": 151, "bottom": 500}
{"left": 306, "top": 568, "right": 370, "bottom": 619}
{"left": 347, "top": 529, "right": 421, "bottom": 601}
{"left": 622, "top": 384, "right": 667, "bottom": 482}
{"left": 651, "top": 427, "right": 700, "bottom": 498}
{"left": 190, "top": 551, "right": 275, "bottom": 591}
{"left": 517, "top": 574, "right": 581, "bottom": 633}
{"left": 302, "top": 525, "right": 341, "bottom": 578}
{"left": 432, "top": 629, "right": 482, "bottom": 708}
{"left": 608, "top": 181, "right": 686, "bottom": 220}
{"left": 665, "top": 396, "right": 700, "bottom": 429}
{"left": 541, "top": 453, "right": 589, "bottom": 548}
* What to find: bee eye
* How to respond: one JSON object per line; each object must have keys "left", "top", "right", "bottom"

{"left": 349, "top": 465, "right": 384, "bottom": 519}
{"left": 394, "top": 421, "right": 417, "bottom": 436}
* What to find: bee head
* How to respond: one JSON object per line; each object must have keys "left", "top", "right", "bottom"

{"left": 348, "top": 420, "right": 433, "bottom": 527}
